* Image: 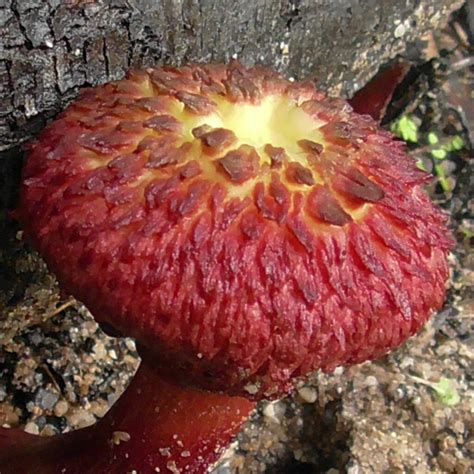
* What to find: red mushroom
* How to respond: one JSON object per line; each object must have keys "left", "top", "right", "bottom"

{"left": 3, "top": 61, "right": 452, "bottom": 472}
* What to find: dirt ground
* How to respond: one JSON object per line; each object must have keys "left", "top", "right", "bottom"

{"left": 0, "top": 5, "right": 472, "bottom": 474}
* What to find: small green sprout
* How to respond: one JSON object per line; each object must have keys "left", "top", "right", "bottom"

{"left": 427, "top": 133, "right": 464, "bottom": 157}
{"left": 427, "top": 132, "right": 439, "bottom": 145}
{"left": 432, "top": 378, "right": 461, "bottom": 407}
{"left": 431, "top": 148, "right": 447, "bottom": 160}
{"left": 416, "top": 159, "right": 427, "bottom": 171}
{"left": 390, "top": 119, "right": 464, "bottom": 196}
{"left": 391, "top": 115, "right": 418, "bottom": 143}
{"left": 434, "top": 164, "right": 450, "bottom": 192}
{"left": 460, "top": 226, "right": 474, "bottom": 240}
{"left": 410, "top": 375, "right": 460, "bottom": 407}
{"left": 445, "top": 135, "right": 465, "bottom": 152}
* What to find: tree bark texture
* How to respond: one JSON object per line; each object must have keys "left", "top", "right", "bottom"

{"left": 0, "top": 0, "right": 463, "bottom": 154}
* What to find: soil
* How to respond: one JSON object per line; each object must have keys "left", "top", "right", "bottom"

{"left": 0, "top": 5, "right": 472, "bottom": 474}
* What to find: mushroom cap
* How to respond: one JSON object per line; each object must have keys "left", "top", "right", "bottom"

{"left": 18, "top": 62, "right": 452, "bottom": 399}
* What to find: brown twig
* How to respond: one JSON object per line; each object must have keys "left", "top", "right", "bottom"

{"left": 43, "top": 299, "right": 75, "bottom": 323}
{"left": 41, "top": 362, "right": 64, "bottom": 395}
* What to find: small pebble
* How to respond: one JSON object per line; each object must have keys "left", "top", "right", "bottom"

{"left": 166, "top": 461, "right": 180, "bottom": 474}
{"left": 54, "top": 400, "right": 69, "bottom": 417}
{"left": 91, "top": 399, "right": 109, "bottom": 418}
{"left": 93, "top": 341, "right": 106, "bottom": 359}
{"left": 243, "top": 384, "right": 259, "bottom": 395}
{"left": 333, "top": 367, "right": 344, "bottom": 376}
{"left": 24, "top": 422, "right": 39, "bottom": 435}
{"left": 40, "top": 424, "right": 57, "bottom": 436}
{"left": 69, "top": 409, "right": 96, "bottom": 429}
{"left": 159, "top": 447, "right": 171, "bottom": 457}
{"left": 364, "top": 376, "right": 378, "bottom": 387}
{"left": 112, "top": 431, "right": 131, "bottom": 445}
{"left": 263, "top": 402, "right": 280, "bottom": 424}
{"left": 452, "top": 420, "right": 464, "bottom": 434}
{"left": 125, "top": 339, "right": 136, "bottom": 352}
{"left": 298, "top": 386, "right": 317, "bottom": 403}
{"left": 37, "top": 388, "right": 59, "bottom": 411}
{"left": 394, "top": 24, "right": 406, "bottom": 38}
{"left": 347, "top": 465, "right": 362, "bottom": 474}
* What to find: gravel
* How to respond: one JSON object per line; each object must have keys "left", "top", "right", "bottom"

{"left": 0, "top": 303, "right": 140, "bottom": 435}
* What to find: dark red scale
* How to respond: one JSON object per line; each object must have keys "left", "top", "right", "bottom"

{"left": 217, "top": 146, "right": 260, "bottom": 183}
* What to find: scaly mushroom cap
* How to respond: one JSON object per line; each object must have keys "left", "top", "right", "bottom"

{"left": 18, "top": 62, "right": 452, "bottom": 399}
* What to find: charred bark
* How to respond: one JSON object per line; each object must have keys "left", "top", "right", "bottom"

{"left": 0, "top": 0, "right": 463, "bottom": 154}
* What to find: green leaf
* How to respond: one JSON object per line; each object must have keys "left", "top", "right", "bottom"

{"left": 432, "top": 148, "right": 447, "bottom": 160}
{"left": 427, "top": 132, "right": 439, "bottom": 145}
{"left": 434, "top": 164, "right": 450, "bottom": 192}
{"left": 416, "top": 159, "right": 427, "bottom": 171}
{"left": 450, "top": 136, "right": 464, "bottom": 151}
{"left": 461, "top": 227, "right": 474, "bottom": 239}
{"left": 391, "top": 116, "right": 418, "bottom": 143}
{"left": 444, "top": 136, "right": 465, "bottom": 152}
{"left": 432, "top": 378, "right": 460, "bottom": 407}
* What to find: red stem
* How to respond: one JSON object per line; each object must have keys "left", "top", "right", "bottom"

{"left": 0, "top": 357, "right": 255, "bottom": 473}
{"left": 349, "top": 61, "right": 410, "bottom": 122}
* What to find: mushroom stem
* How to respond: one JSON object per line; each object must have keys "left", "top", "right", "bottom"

{"left": 0, "top": 355, "right": 255, "bottom": 473}
{"left": 348, "top": 60, "right": 410, "bottom": 121}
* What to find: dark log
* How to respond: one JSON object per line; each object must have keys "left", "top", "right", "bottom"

{"left": 0, "top": 0, "right": 463, "bottom": 155}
